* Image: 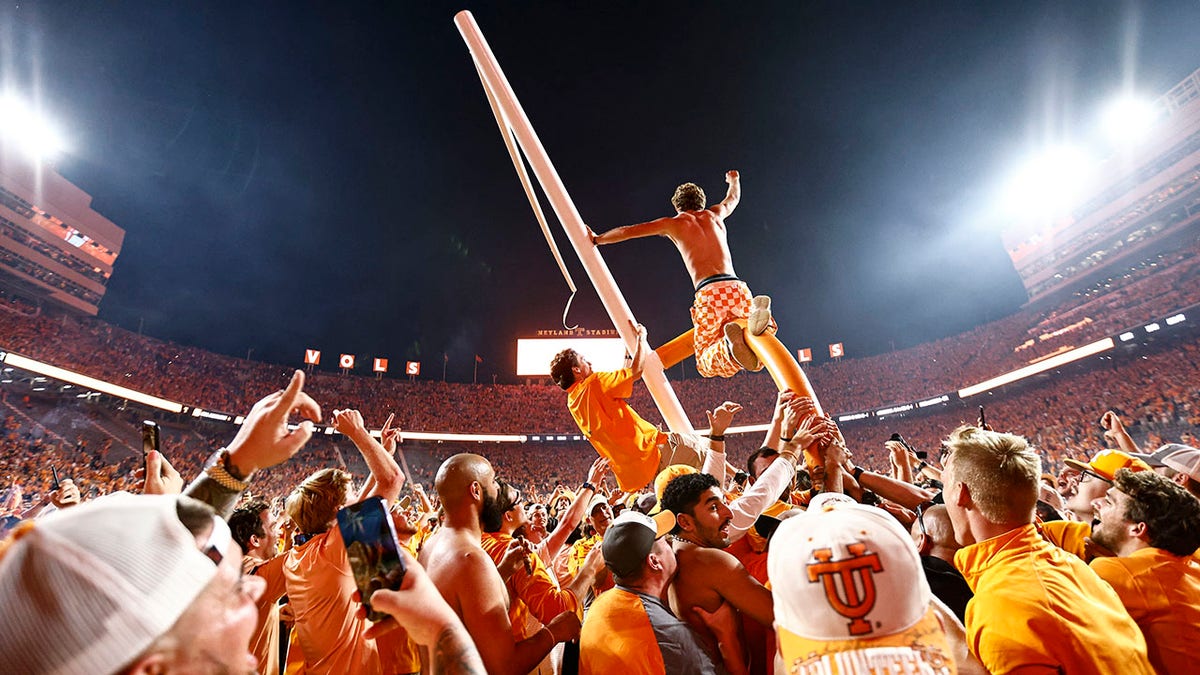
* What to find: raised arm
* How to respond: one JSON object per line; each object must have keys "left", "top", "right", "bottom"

{"left": 629, "top": 322, "right": 649, "bottom": 380}
{"left": 544, "top": 458, "right": 610, "bottom": 559}
{"left": 710, "top": 170, "right": 740, "bottom": 218}
{"left": 332, "top": 409, "right": 404, "bottom": 503}
{"left": 591, "top": 216, "right": 675, "bottom": 245}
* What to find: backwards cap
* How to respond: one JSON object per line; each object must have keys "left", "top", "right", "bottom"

{"left": 0, "top": 493, "right": 221, "bottom": 675}
{"left": 601, "top": 509, "right": 675, "bottom": 578}
{"left": 768, "top": 493, "right": 953, "bottom": 673}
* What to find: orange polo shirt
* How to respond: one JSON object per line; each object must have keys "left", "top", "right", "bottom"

{"left": 283, "top": 528, "right": 381, "bottom": 675}
{"left": 955, "top": 524, "right": 1153, "bottom": 675}
{"left": 567, "top": 368, "right": 665, "bottom": 491}
{"left": 481, "top": 531, "right": 582, "bottom": 639}
{"left": 1091, "top": 547, "right": 1200, "bottom": 675}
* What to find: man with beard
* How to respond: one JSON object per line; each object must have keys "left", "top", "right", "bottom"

{"left": 1040, "top": 449, "right": 1151, "bottom": 560}
{"left": 421, "top": 453, "right": 580, "bottom": 675}
{"left": 482, "top": 481, "right": 605, "bottom": 675}
{"left": 659, "top": 472, "right": 774, "bottom": 675}
{"left": 1088, "top": 468, "right": 1200, "bottom": 674}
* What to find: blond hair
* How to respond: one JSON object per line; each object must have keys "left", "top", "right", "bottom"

{"left": 944, "top": 425, "right": 1040, "bottom": 524}
{"left": 285, "top": 468, "right": 352, "bottom": 534}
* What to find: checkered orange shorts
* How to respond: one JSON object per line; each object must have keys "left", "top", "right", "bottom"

{"left": 690, "top": 280, "right": 776, "bottom": 378}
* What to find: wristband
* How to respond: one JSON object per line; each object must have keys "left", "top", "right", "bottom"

{"left": 852, "top": 466, "right": 865, "bottom": 482}
{"left": 708, "top": 434, "right": 725, "bottom": 442}
{"left": 580, "top": 481, "right": 596, "bottom": 492}
{"left": 780, "top": 436, "right": 793, "bottom": 443}
{"left": 916, "top": 461, "right": 929, "bottom": 472}
{"left": 205, "top": 449, "right": 251, "bottom": 492}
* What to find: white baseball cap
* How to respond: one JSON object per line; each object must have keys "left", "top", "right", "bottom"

{"left": 768, "top": 493, "right": 954, "bottom": 673}
{"left": 0, "top": 493, "right": 223, "bottom": 674}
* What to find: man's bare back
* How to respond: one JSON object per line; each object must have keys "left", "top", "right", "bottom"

{"left": 593, "top": 170, "right": 740, "bottom": 287}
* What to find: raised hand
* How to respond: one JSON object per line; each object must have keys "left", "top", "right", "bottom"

{"left": 226, "top": 370, "right": 322, "bottom": 476}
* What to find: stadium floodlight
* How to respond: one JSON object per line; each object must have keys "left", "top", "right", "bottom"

{"left": 1119, "top": 331, "right": 1136, "bottom": 342}
{"left": 1145, "top": 323, "right": 1160, "bottom": 333}
{"left": 999, "top": 145, "right": 1095, "bottom": 217}
{"left": 1166, "top": 313, "right": 1186, "bottom": 326}
{"left": 1100, "top": 96, "right": 1159, "bottom": 147}
{"left": 0, "top": 94, "right": 67, "bottom": 159}
{"left": 959, "top": 337, "right": 1114, "bottom": 398}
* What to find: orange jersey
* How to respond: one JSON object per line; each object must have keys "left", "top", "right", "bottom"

{"left": 283, "top": 528, "right": 381, "bottom": 675}
{"left": 955, "top": 524, "right": 1153, "bottom": 675}
{"left": 567, "top": 369, "right": 663, "bottom": 491}
{"left": 1090, "top": 547, "right": 1200, "bottom": 675}
{"left": 481, "top": 532, "right": 582, "bottom": 639}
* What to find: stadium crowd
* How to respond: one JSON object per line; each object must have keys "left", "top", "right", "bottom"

{"left": 2, "top": 232, "right": 1200, "bottom": 673}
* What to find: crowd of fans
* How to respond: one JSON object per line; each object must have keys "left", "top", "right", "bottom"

{"left": 3, "top": 232, "right": 1200, "bottom": 673}
{"left": 1, "top": 236, "right": 1198, "bottom": 435}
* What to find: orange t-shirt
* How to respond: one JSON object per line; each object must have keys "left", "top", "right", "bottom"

{"left": 481, "top": 532, "right": 582, "bottom": 639}
{"left": 567, "top": 368, "right": 663, "bottom": 491}
{"left": 248, "top": 555, "right": 288, "bottom": 675}
{"left": 283, "top": 528, "right": 381, "bottom": 675}
{"left": 1090, "top": 547, "right": 1200, "bottom": 675}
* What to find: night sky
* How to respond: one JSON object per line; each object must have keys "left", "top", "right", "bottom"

{"left": 4, "top": 1, "right": 1199, "bottom": 382}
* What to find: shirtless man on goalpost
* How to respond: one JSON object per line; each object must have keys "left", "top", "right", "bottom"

{"left": 590, "top": 170, "right": 775, "bottom": 377}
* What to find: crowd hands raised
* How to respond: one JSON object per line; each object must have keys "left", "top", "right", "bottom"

{"left": 3, "top": 347, "right": 1199, "bottom": 675}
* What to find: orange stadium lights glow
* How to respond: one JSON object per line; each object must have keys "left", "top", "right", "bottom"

{"left": 365, "top": 429, "right": 527, "bottom": 443}
{"left": 958, "top": 337, "right": 1115, "bottom": 399}
{"left": 1, "top": 351, "right": 184, "bottom": 413}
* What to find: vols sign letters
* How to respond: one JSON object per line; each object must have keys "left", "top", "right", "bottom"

{"left": 373, "top": 358, "right": 388, "bottom": 373}
{"left": 829, "top": 343, "right": 845, "bottom": 358}
{"left": 797, "top": 348, "right": 813, "bottom": 363}
{"left": 304, "top": 349, "right": 321, "bottom": 365}
{"left": 339, "top": 354, "right": 355, "bottom": 369}
{"left": 405, "top": 361, "right": 420, "bottom": 376}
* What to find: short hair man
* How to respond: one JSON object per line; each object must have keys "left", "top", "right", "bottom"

{"left": 421, "top": 453, "right": 580, "bottom": 675}
{"left": 229, "top": 499, "right": 287, "bottom": 675}
{"left": 591, "top": 170, "right": 775, "bottom": 376}
{"left": 941, "top": 426, "right": 1154, "bottom": 674}
{"left": 770, "top": 493, "right": 968, "bottom": 673}
{"left": 1089, "top": 468, "right": 1200, "bottom": 674}
{"left": 910, "top": 502, "right": 973, "bottom": 622}
{"left": 552, "top": 324, "right": 701, "bottom": 491}
{"left": 661, "top": 472, "right": 774, "bottom": 674}
{"left": 580, "top": 509, "right": 724, "bottom": 674}
{"left": 1042, "top": 449, "right": 1152, "bottom": 560}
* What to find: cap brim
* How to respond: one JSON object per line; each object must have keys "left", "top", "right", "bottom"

{"left": 1062, "top": 458, "right": 1090, "bottom": 473}
{"left": 777, "top": 605, "right": 950, "bottom": 669}
{"left": 649, "top": 510, "right": 675, "bottom": 538}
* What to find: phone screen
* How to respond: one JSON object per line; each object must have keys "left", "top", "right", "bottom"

{"left": 141, "top": 421, "right": 160, "bottom": 456}
{"left": 337, "top": 496, "right": 407, "bottom": 621}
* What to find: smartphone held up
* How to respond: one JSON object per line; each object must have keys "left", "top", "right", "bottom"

{"left": 337, "top": 496, "right": 407, "bottom": 622}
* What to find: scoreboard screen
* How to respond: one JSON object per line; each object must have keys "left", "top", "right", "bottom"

{"left": 516, "top": 338, "right": 627, "bottom": 377}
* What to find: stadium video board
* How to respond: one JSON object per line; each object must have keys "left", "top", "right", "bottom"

{"left": 516, "top": 338, "right": 627, "bottom": 377}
